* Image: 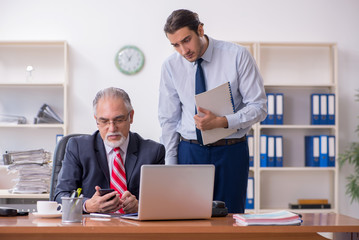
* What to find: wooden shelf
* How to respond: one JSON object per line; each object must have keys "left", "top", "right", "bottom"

{"left": 259, "top": 125, "right": 336, "bottom": 129}
{"left": 0, "top": 83, "right": 65, "bottom": 87}
{"left": 0, "top": 189, "right": 49, "bottom": 199}
{"left": 259, "top": 167, "right": 336, "bottom": 172}
{"left": 0, "top": 124, "right": 65, "bottom": 128}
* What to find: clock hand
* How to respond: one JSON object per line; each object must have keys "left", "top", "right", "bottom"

{"left": 126, "top": 55, "right": 131, "bottom": 62}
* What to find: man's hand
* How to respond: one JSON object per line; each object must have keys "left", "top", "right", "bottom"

{"left": 84, "top": 186, "right": 122, "bottom": 213}
{"left": 120, "top": 191, "right": 138, "bottom": 213}
{"left": 194, "top": 107, "right": 228, "bottom": 131}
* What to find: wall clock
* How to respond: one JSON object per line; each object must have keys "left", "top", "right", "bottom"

{"left": 115, "top": 45, "right": 145, "bottom": 75}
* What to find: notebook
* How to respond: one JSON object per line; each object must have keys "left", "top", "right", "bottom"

{"left": 121, "top": 164, "right": 215, "bottom": 221}
{"left": 195, "top": 82, "right": 237, "bottom": 145}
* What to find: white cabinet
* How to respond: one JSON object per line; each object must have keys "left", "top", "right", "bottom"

{"left": 0, "top": 41, "right": 68, "bottom": 157}
{"left": 237, "top": 42, "right": 338, "bottom": 213}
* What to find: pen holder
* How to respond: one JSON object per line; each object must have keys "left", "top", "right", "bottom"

{"left": 61, "top": 196, "right": 83, "bottom": 223}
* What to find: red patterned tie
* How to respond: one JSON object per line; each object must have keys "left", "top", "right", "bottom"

{"left": 110, "top": 147, "right": 127, "bottom": 213}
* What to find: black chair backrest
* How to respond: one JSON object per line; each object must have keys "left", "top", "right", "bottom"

{"left": 49, "top": 134, "right": 87, "bottom": 201}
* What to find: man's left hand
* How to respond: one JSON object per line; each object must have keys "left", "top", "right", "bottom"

{"left": 194, "top": 107, "right": 228, "bottom": 131}
{"left": 120, "top": 191, "right": 138, "bottom": 213}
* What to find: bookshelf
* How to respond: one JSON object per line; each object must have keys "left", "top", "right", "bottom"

{"left": 0, "top": 41, "right": 68, "bottom": 154}
{"left": 0, "top": 41, "right": 68, "bottom": 199}
{"left": 237, "top": 42, "right": 338, "bottom": 213}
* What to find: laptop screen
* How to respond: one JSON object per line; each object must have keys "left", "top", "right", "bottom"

{"left": 134, "top": 164, "right": 215, "bottom": 220}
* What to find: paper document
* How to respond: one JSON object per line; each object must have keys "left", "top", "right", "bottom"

{"left": 195, "top": 82, "right": 237, "bottom": 145}
{"left": 233, "top": 210, "right": 302, "bottom": 226}
{"left": 5, "top": 149, "right": 52, "bottom": 194}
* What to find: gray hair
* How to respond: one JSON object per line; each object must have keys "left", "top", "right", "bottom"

{"left": 93, "top": 87, "right": 133, "bottom": 116}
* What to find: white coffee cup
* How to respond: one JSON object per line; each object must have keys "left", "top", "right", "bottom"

{"left": 37, "top": 201, "right": 62, "bottom": 214}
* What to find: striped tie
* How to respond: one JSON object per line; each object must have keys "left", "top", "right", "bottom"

{"left": 110, "top": 147, "right": 127, "bottom": 213}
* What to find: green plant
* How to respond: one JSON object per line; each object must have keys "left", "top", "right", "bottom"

{"left": 339, "top": 90, "right": 359, "bottom": 203}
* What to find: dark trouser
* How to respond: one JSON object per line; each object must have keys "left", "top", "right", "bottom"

{"left": 178, "top": 140, "right": 249, "bottom": 213}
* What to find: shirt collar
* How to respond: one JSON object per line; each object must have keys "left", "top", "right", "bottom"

{"left": 201, "top": 35, "right": 213, "bottom": 62}
{"left": 193, "top": 35, "right": 213, "bottom": 66}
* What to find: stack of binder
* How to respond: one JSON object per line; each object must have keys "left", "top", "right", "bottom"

{"left": 34, "top": 104, "right": 63, "bottom": 124}
{"left": 261, "top": 93, "right": 284, "bottom": 125}
{"left": 305, "top": 135, "right": 335, "bottom": 167}
{"left": 289, "top": 199, "right": 331, "bottom": 209}
{"left": 260, "top": 135, "right": 283, "bottom": 167}
{"left": 311, "top": 93, "right": 335, "bottom": 125}
{"left": 4, "top": 149, "right": 52, "bottom": 194}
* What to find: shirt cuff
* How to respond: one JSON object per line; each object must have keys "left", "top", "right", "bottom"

{"left": 83, "top": 199, "right": 89, "bottom": 213}
{"left": 224, "top": 114, "right": 237, "bottom": 129}
{"left": 165, "top": 157, "right": 178, "bottom": 165}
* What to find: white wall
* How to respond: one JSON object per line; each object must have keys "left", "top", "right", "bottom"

{"left": 1, "top": 0, "right": 358, "bottom": 218}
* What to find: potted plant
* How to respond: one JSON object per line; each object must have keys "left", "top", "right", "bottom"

{"left": 339, "top": 90, "right": 359, "bottom": 203}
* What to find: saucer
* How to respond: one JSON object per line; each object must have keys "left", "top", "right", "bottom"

{"left": 32, "top": 212, "right": 62, "bottom": 218}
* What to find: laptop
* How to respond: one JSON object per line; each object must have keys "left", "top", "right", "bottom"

{"left": 121, "top": 164, "right": 215, "bottom": 221}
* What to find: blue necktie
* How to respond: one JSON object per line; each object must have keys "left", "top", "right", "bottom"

{"left": 195, "top": 58, "right": 205, "bottom": 145}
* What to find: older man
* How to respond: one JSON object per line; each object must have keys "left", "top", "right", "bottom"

{"left": 55, "top": 87, "right": 165, "bottom": 213}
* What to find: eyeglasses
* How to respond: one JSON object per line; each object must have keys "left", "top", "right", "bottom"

{"left": 96, "top": 112, "right": 130, "bottom": 128}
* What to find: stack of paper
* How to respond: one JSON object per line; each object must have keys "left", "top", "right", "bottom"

{"left": 233, "top": 210, "right": 302, "bottom": 226}
{"left": 5, "top": 149, "right": 52, "bottom": 194}
{"left": 34, "top": 103, "right": 63, "bottom": 124}
{"left": 3, "top": 149, "right": 51, "bottom": 165}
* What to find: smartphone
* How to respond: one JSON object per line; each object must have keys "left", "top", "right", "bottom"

{"left": 17, "top": 211, "right": 29, "bottom": 216}
{"left": 99, "top": 188, "right": 115, "bottom": 201}
{"left": 0, "top": 207, "right": 29, "bottom": 216}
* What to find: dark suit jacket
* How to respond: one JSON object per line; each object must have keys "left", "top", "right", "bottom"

{"left": 54, "top": 131, "right": 165, "bottom": 203}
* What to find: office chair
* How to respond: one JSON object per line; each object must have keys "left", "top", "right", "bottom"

{"left": 49, "top": 134, "right": 88, "bottom": 201}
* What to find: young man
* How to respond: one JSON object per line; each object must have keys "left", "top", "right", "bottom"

{"left": 158, "top": 9, "right": 267, "bottom": 213}
{"left": 55, "top": 87, "right": 165, "bottom": 213}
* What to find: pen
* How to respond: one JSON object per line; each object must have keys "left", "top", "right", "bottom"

{"left": 90, "top": 213, "right": 111, "bottom": 218}
{"left": 70, "top": 190, "right": 77, "bottom": 198}
{"left": 77, "top": 188, "right": 82, "bottom": 197}
{"left": 75, "top": 194, "right": 83, "bottom": 206}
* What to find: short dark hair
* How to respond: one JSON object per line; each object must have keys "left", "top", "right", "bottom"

{"left": 164, "top": 9, "right": 203, "bottom": 35}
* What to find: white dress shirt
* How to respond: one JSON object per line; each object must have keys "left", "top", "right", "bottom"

{"left": 158, "top": 36, "right": 267, "bottom": 165}
{"left": 104, "top": 135, "right": 130, "bottom": 175}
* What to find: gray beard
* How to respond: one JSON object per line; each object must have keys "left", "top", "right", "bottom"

{"left": 104, "top": 132, "right": 126, "bottom": 148}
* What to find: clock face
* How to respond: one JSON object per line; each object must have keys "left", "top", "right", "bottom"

{"left": 115, "top": 45, "right": 145, "bottom": 75}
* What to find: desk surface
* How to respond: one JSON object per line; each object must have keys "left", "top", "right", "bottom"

{"left": 0, "top": 213, "right": 358, "bottom": 240}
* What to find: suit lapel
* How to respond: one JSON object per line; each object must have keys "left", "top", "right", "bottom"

{"left": 125, "top": 132, "right": 138, "bottom": 184}
{"left": 94, "top": 131, "right": 111, "bottom": 183}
